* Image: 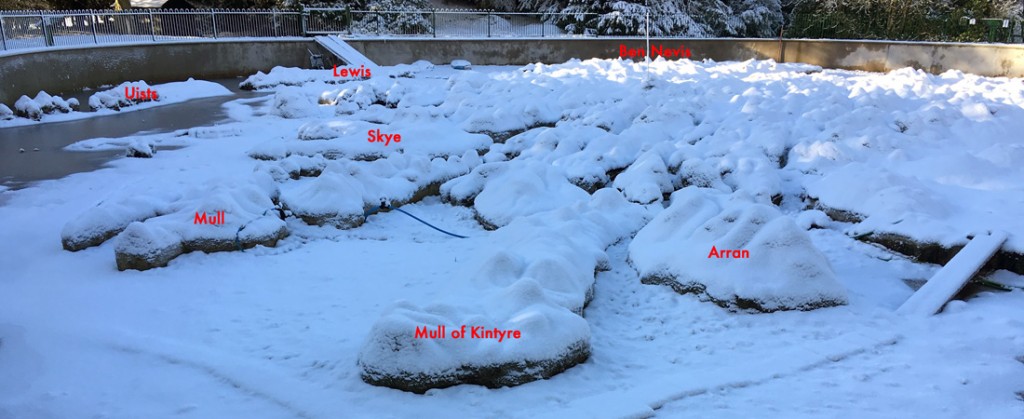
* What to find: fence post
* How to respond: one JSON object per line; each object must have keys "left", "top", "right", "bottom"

{"left": 541, "top": 14, "right": 544, "bottom": 38}
{"left": 211, "top": 9, "right": 218, "bottom": 38}
{"left": 487, "top": 11, "right": 491, "bottom": 38}
{"left": 89, "top": 14, "right": 98, "bottom": 44}
{"left": 0, "top": 16, "right": 7, "bottom": 50}
{"left": 272, "top": 9, "right": 278, "bottom": 37}
{"left": 40, "top": 12, "right": 53, "bottom": 47}
{"left": 301, "top": 10, "right": 307, "bottom": 36}
{"left": 148, "top": 10, "right": 156, "bottom": 41}
{"left": 377, "top": 12, "right": 382, "bottom": 35}
{"left": 432, "top": 10, "right": 436, "bottom": 38}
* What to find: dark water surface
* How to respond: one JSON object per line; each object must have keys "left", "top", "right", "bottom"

{"left": 0, "top": 78, "right": 266, "bottom": 190}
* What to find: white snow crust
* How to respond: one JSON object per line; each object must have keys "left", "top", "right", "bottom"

{"left": 3, "top": 57, "right": 1024, "bottom": 418}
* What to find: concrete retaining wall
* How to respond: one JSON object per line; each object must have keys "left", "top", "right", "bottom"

{"left": 344, "top": 38, "right": 780, "bottom": 66}
{"left": 0, "top": 39, "right": 325, "bottom": 105}
{"left": 345, "top": 38, "right": 1024, "bottom": 78}
{"left": 2, "top": 37, "right": 1022, "bottom": 106}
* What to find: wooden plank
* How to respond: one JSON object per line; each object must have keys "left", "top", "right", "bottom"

{"left": 897, "top": 231, "right": 1008, "bottom": 316}
{"left": 313, "top": 35, "right": 382, "bottom": 75}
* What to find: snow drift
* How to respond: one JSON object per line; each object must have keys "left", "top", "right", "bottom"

{"left": 359, "top": 189, "right": 649, "bottom": 393}
{"left": 629, "top": 187, "right": 848, "bottom": 312}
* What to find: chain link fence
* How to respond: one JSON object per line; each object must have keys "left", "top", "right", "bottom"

{"left": 1, "top": 8, "right": 1021, "bottom": 53}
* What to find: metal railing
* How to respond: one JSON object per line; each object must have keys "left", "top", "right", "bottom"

{"left": 1, "top": 8, "right": 1020, "bottom": 53}
{"left": 303, "top": 9, "right": 567, "bottom": 38}
{"left": 0, "top": 9, "right": 303, "bottom": 51}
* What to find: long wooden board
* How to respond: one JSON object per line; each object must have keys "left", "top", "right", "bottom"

{"left": 897, "top": 231, "right": 1008, "bottom": 316}
{"left": 314, "top": 35, "right": 382, "bottom": 76}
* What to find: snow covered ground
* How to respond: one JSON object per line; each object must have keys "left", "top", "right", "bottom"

{"left": 1, "top": 58, "right": 1023, "bottom": 418}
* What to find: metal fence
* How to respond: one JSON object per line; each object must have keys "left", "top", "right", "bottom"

{"left": 1, "top": 8, "right": 1021, "bottom": 53}
{"left": 0, "top": 9, "right": 303, "bottom": 51}
{"left": 303, "top": 9, "right": 566, "bottom": 38}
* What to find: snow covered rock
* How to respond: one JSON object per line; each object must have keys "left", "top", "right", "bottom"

{"left": 676, "top": 158, "right": 731, "bottom": 191}
{"left": 359, "top": 188, "right": 649, "bottom": 393}
{"left": 249, "top": 118, "right": 490, "bottom": 163}
{"left": 450, "top": 60, "right": 471, "bottom": 70}
{"left": 61, "top": 195, "right": 171, "bottom": 251}
{"left": 14, "top": 95, "right": 42, "bottom": 120}
{"left": 239, "top": 66, "right": 331, "bottom": 90}
{"left": 89, "top": 82, "right": 159, "bottom": 111}
{"left": 629, "top": 187, "right": 848, "bottom": 312}
{"left": 281, "top": 169, "right": 366, "bottom": 228}
{"left": 109, "top": 184, "right": 287, "bottom": 270}
{"left": 114, "top": 222, "right": 184, "bottom": 271}
{"left": 440, "top": 161, "right": 498, "bottom": 207}
{"left": 177, "top": 212, "right": 287, "bottom": 254}
{"left": 33, "top": 91, "right": 77, "bottom": 113}
{"left": 470, "top": 162, "right": 590, "bottom": 229}
{"left": 171, "top": 183, "right": 288, "bottom": 254}
{"left": 125, "top": 140, "right": 157, "bottom": 158}
{"left": 277, "top": 152, "right": 476, "bottom": 229}
{"left": 64, "top": 180, "right": 286, "bottom": 270}
{"left": 612, "top": 150, "right": 674, "bottom": 204}
{"left": 359, "top": 300, "right": 591, "bottom": 394}
{"left": 325, "top": 81, "right": 388, "bottom": 115}
{"left": 270, "top": 86, "right": 319, "bottom": 119}
{"left": 12, "top": 92, "right": 78, "bottom": 120}
{"left": 0, "top": 104, "right": 14, "bottom": 120}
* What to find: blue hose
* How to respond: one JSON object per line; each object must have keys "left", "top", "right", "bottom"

{"left": 363, "top": 204, "right": 467, "bottom": 239}
{"left": 393, "top": 208, "right": 468, "bottom": 239}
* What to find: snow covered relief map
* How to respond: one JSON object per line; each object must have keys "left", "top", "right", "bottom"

{"left": 1, "top": 52, "right": 1024, "bottom": 418}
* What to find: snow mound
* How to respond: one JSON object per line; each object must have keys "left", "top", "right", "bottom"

{"left": 320, "top": 79, "right": 405, "bottom": 114}
{"left": 270, "top": 86, "right": 319, "bottom": 119}
{"left": 114, "top": 222, "right": 184, "bottom": 271}
{"left": 87, "top": 79, "right": 230, "bottom": 112}
{"left": 12, "top": 91, "right": 77, "bottom": 120}
{"left": 359, "top": 188, "right": 650, "bottom": 393}
{"left": 279, "top": 152, "right": 478, "bottom": 228}
{"left": 249, "top": 118, "right": 490, "bottom": 162}
{"left": 13, "top": 95, "right": 42, "bottom": 120}
{"left": 111, "top": 182, "right": 287, "bottom": 271}
{"left": 281, "top": 168, "right": 366, "bottom": 229}
{"left": 612, "top": 150, "right": 675, "bottom": 204}
{"left": 239, "top": 66, "right": 333, "bottom": 90}
{"left": 125, "top": 139, "right": 157, "bottom": 158}
{"left": 89, "top": 81, "right": 159, "bottom": 111}
{"left": 0, "top": 104, "right": 13, "bottom": 120}
{"left": 61, "top": 194, "right": 174, "bottom": 251}
{"left": 468, "top": 161, "right": 591, "bottom": 229}
{"left": 62, "top": 180, "right": 286, "bottom": 270}
{"left": 629, "top": 187, "right": 848, "bottom": 312}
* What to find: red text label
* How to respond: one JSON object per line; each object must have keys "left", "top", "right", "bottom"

{"left": 368, "top": 129, "right": 401, "bottom": 146}
{"left": 333, "top": 65, "right": 372, "bottom": 78}
{"left": 708, "top": 245, "right": 749, "bottom": 259}
{"left": 620, "top": 44, "right": 693, "bottom": 59}
{"left": 415, "top": 325, "right": 522, "bottom": 342}
{"left": 125, "top": 86, "right": 159, "bottom": 101}
{"left": 194, "top": 211, "right": 225, "bottom": 225}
